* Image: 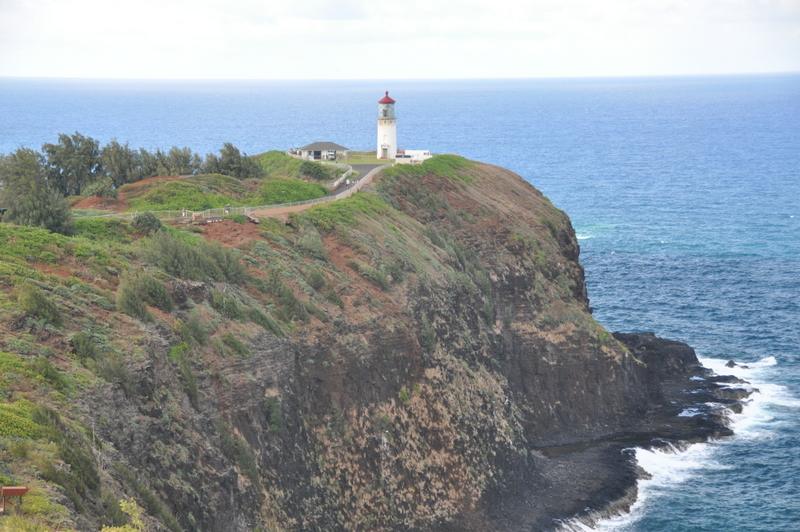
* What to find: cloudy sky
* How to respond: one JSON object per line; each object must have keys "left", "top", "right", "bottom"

{"left": 1, "top": 0, "right": 798, "bottom": 79}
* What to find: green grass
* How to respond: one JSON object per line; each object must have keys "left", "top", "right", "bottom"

{"left": 257, "top": 178, "right": 329, "bottom": 205}
{"left": 73, "top": 218, "right": 133, "bottom": 243}
{"left": 380, "top": 154, "right": 474, "bottom": 183}
{"left": 0, "top": 224, "right": 70, "bottom": 262}
{"left": 257, "top": 150, "right": 304, "bottom": 177}
{"left": 343, "top": 151, "right": 384, "bottom": 164}
{"left": 126, "top": 180, "right": 240, "bottom": 212}
{"left": 303, "top": 192, "right": 390, "bottom": 231}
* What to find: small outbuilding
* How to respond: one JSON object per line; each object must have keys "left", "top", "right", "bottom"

{"left": 295, "top": 142, "right": 349, "bottom": 161}
{"left": 395, "top": 149, "right": 433, "bottom": 165}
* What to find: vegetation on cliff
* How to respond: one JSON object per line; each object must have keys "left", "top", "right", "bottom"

{"left": 1, "top": 135, "right": 338, "bottom": 229}
{"left": 0, "top": 153, "right": 727, "bottom": 532}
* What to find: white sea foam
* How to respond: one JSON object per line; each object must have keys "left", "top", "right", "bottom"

{"left": 585, "top": 355, "right": 794, "bottom": 531}
{"left": 577, "top": 234, "right": 594, "bottom": 240}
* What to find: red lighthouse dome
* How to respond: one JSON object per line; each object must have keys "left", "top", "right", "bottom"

{"left": 378, "top": 91, "right": 395, "bottom": 104}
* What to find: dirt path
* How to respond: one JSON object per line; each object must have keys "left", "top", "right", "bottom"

{"left": 247, "top": 164, "right": 386, "bottom": 219}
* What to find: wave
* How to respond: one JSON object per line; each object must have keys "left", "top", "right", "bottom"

{"left": 580, "top": 355, "right": 795, "bottom": 531}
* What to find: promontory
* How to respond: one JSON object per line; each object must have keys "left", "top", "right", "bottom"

{"left": 0, "top": 155, "right": 749, "bottom": 531}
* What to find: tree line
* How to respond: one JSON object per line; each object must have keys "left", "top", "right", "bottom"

{"left": 0, "top": 132, "right": 264, "bottom": 235}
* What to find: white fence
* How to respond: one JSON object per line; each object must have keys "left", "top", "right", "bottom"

{"left": 74, "top": 165, "right": 387, "bottom": 222}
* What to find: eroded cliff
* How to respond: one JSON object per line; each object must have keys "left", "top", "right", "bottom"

{"left": 0, "top": 156, "right": 747, "bottom": 531}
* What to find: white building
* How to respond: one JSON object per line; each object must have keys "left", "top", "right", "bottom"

{"left": 395, "top": 149, "right": 433, "bottom": 165}
{"left": 295, "top": 142, "right": 349, "bottom": 161}
{"left": 377, "top": 91, "right": 397, "bottom": 160}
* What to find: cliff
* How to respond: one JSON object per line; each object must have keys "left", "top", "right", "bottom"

{"left": 0, "top": 156, "right": 748, "bottom": 531}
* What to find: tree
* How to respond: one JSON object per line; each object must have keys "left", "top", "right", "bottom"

{"left": 101, "top": 139, "right": 143, "bottom": 187}
{"left": 0, "top": 148, "right": 74, "bottom": 235}
{"left": 203, "top": 143, "right": 263, "bottom": 179}
{"left": 42, "top": 132, "right": 103, "bottom": 196}
{"left": 165, "top": 146, "right": 202, "bottom": 176}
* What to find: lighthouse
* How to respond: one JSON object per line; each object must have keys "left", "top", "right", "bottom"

{"left": 377, "top": 91, "right": 397, "bottom": 160}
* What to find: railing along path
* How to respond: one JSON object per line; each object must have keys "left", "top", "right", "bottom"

{"left": 74, "top": 164, "right": 386, "bottom": 223}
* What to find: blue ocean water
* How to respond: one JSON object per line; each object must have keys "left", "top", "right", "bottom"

{"left": 2, "top": 74, "right": 799, "bottom": 530}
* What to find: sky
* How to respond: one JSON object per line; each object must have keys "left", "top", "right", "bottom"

{"left": 0, "top": 0, "right": 799, "bottom": 79}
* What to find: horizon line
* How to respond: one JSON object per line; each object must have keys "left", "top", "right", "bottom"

{"left": 2, "top": 71, "right": 799, "bottom": 84}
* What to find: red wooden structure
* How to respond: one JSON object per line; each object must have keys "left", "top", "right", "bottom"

{"left": 1, "top": 486, "right": 29, "bottom": 513}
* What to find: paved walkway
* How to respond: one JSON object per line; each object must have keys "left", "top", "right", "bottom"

{"left": 247, "top": 164, "right": 386, "bottom": 219}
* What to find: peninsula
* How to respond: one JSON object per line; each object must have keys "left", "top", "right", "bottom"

{"left": 0, "top": 154, "right": 749, "bottom": 531}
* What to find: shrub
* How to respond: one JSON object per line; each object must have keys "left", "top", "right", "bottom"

{"left": 131, "top": 211, "right": 163, "bottom": 235}
{"left": 324, "top": 288, "right": 344, "bottom": 309}
{"left": 294, "top": 226, "right": 328, "bottom": 261}
{"left": 299, "top": 160, "right": 330, "bottom": 181}
{"left": 306, "top": 270, "right": 325, "bottom": 291}
{"left": 266, "top": 272, "right": 309, "bottom": 322}
{"left": 210, "top": 290, "right": 244, "bottom": 321}
{"left": 83, "top": 176, "right": 118, "bottom": 198}
{"left": 71, "top": 331, "right": 98, "bottom": 360}
{"left": 347, "top": 259, "right": 389, "bottom": 291}
{"left": 18, "top": 283, "right": 63, "bottom": 327}
{"left": 398, "top": 389, "right": 410, "bottom": 403}
{"left": 112, "top": 464, "right": 181, "bottom": 532}
{"left": 222, "top": 214, "right": 248, "bottom": 224}
{"left": 263, "top": 396, "right": 283, "bottom": 435}
{"left": 248, "top": 307, "right": 283, "bottom": 337}
{"left": 142, "top": 230, "right": 245, "bottom": 284}
{"left": 222, "top": 332, "right": 251, "bottom": 358}
{"left": 187, "top": 312, "right": 210, "bottom": 345}
{"left": 31, "top": 357, "right": 70, "bottom": 391}
{"left": 116, "top": 268, "right": 174, "bottom": 321}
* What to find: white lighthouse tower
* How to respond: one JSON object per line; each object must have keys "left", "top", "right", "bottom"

{"left": 377, "top": 91, "right": 397, "bottom": 160}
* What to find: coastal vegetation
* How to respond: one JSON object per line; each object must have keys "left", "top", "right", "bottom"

{"left": 0, "top": 151, "right": 744, "bottom": 532}
{"left": 0, "top": 135, "right": 337, "bottom": 233}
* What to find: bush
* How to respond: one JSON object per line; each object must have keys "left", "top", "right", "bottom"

{"left": 306, "top": 270, "right": 325, "bottom": 291}
{"left": 131, "top": 211, "right": 163, "bottom": 235}
{"left": 347, "top": 259, "right": 390, "bottom": 291}
{"left": 116, "top": 268, "right": 174, "bottom": 321}
{"left": 266, "top": 272, "right": 309, "bottom": 322}
{"left": 222, "top": 214, "right": 248, "bottom": 224}
{"left": 324, "top": 288, "right": 344, "bottom": 309}
{"left": 263, "top": 396, "right": 283, "bottom": 435}
{"left": 248, "top": 306, "right": 283, "bottom": 337}
{"left": 71, "top": 331, "right": 98, "bottom": 360}
{"left": 187, "top": 312, "right": 210, "bottom": 345}
{"left": 83, "top": 176, "right": 118, "bottom": 199}
{"left": 18, "top": 283, "right": 63, "bottom": 327}
{"left": 299, "top": 160, "right": 330, "bottom": 181}
{"left": 210, "top": 290, "right": 244, "bottom": 321}
{"left": 222, "top": 332, "right": 251, "bottom": 358}
{"left": 142, "top": 230, "right": 245, "bottom": 284}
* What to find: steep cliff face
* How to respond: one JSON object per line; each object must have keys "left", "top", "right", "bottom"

{"left": 0, "top": 156, "right": 745, "bottom": 531}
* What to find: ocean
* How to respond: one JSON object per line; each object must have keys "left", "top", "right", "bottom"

{"left": 2, "top": 74, "right": 799, "bottom": 531}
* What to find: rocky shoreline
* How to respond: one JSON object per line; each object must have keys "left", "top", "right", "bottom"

{"left": 539, "top": 332, "right": 754, "bottom": 531}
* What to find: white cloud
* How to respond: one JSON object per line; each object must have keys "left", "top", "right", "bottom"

{"left": 0, "top": 0, "right": 798, "bottom": 78}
